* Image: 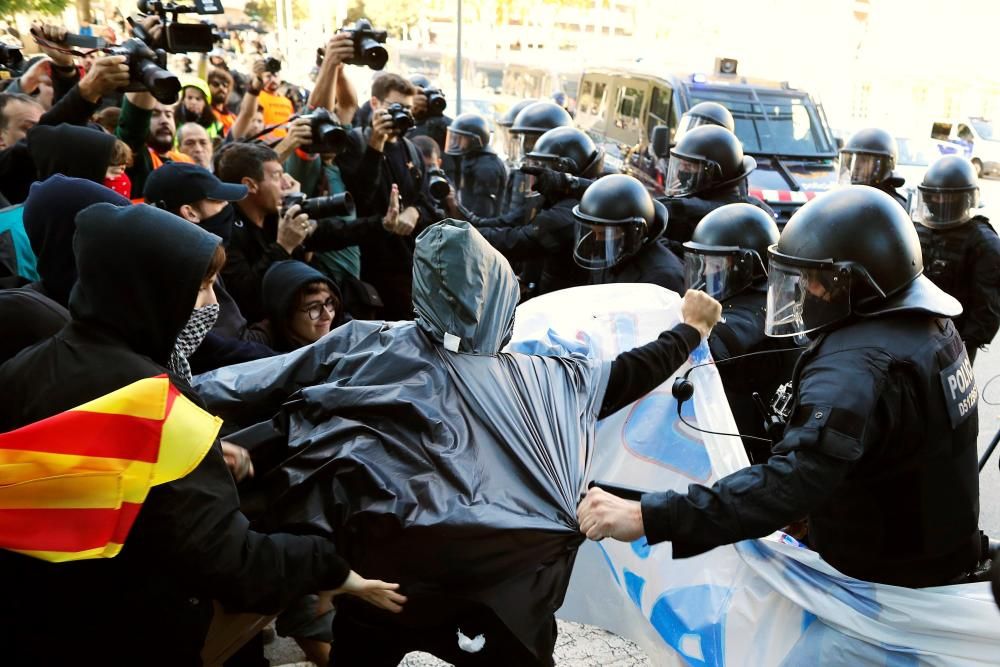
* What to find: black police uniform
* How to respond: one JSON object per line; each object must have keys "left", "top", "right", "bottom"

{"left": 917, "top": 216, "right": 1000, "bottom": 362}
{"left": 642, "top": 311, "right": 981, "bottom": 588}
{"left": 588, "top": 238, "right": 684, "bottom": 293}
{"left": 662, "top": 185, "right": 776, "bottom": 256}
{"left": 456, "top": 149, "right": 508, "bottom": 218}
{"left": 707, "top": 288, "right": 800, "bottom": 463}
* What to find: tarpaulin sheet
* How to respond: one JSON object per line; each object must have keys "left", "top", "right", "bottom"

{"left": 193, "top": 220, "right": 610, "bottom": 662}
{"left": 505, "top": 283, "right": 1000, "bottom": 666}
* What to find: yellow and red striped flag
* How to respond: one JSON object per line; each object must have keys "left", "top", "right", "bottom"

{"left": 0, "top": 375, "right": 221, "bottom": 562}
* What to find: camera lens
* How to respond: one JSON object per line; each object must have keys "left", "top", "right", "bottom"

{"left": 138, "top": 60, "right": 181, "bottom": 104}
{"left": 301, "top": 193, "right": 355, "bottom": 219}
{"left": 360, "top": 39, "right": 388, "bottom": 71}
{"left": 315, "top": 123, "right": 348, "bottom": 152}
{"left": 427, "top": 169, "right": 450, "bottom": 201}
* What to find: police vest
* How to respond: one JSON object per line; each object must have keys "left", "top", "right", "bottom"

{"left": 916, "top": 217, "right": 996, "bottom": 323}
{"left": 779, "top": 313, "right": 980, "bottom": 587}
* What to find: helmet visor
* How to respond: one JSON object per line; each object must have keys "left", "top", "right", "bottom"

{"left": 838, "top": 152, "right": 893, "bottom": 186}
{"left": 500, "top": 168, "right": 536, "bottom": 214}
{"left": 445, "top": 128, "right": 484, "bottom": 156}
{"left": 665, "top": 154, "right": 716, "bottom": 196}
{"left": 683, "top": 248, "right": 760, "bottom": 301}
{"left": 573, "top": 218, "right": 646, "bottom": 270}
{"left": 912, "top": 187, "right": 980, "bottom": 229}
{"left": 507, "top": 131, "right": 542, "bottom": 167}
{"left": 765, "top": 257, "right": 852, "bottom": 337}
{"left": 675, "top": 114, "right": 714, "bottom": 141}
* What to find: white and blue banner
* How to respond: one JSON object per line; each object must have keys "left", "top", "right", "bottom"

{"left": 508, "top": 283, "right": 1000, "bottom": 667}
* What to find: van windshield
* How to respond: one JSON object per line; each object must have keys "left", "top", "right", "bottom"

{"left": 688, "top": 88, "right": 835, "bottom": 157}
{"left": 970, "top": 119, "right": 997, "bottom": 141}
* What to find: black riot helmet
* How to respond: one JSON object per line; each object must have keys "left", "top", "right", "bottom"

{"left": 445, "top": 113, "right": 492, "bottom": 156}
{"left": 572, "top": 174, "right": 667, "bottom": 270}
{"left": 676, "top": 101, "right": 735, "bottom": 140}
{"left": 683, "top": 203, "right": 779, "bottom": 301}
{"left": 500, "top": 99, "right": 538, "bottom": 129}
{"left": 765, "top": 186, "right": 960, "bottom": 338}
{"left": 524, "top": 126, "right": 604, "bottom": 178}
{"left": 508, "top": 101, "right": 573, "bottom": 165}
{"left": 666, "top": 125, "right": 756, "bottom": 197}
{"left": 408, "top": 73, "right": 432, "bottom": 89}
{"left": 912, "top": 155, "right": 981, "bottom": 230}
{"left": 838, "top": 127, "right": 898, "bottom": 186}
{"left": 497, "top": 99, "right": 537, "bottom": 163}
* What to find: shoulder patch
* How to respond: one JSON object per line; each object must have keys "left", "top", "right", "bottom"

{"left": 939, "top": 347, "right": 978, "bottom": 428}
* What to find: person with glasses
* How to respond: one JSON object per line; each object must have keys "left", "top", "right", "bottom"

{"left": 254, "top": 260, "right": 347, "bottom": 352}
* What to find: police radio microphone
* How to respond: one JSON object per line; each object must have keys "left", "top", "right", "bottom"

{"left": 669, "top": 348, "right": 803, "bottom": 446}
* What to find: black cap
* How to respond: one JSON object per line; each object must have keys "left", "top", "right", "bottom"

{"left": 143, "top": 163, "right": 248, "bottom": 214}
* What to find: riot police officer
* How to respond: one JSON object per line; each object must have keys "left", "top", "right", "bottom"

{"left": 501, "top": 101, "right": 574, "bottom": 216}
{"left": 571, "top": 174, "right": 684, "bottom": 292}
{"left": 913, "top": 155, "right": 1000, "bottom": 363}
{"left": 444, "top": 113, "right": 508, "bottom": 218}
{"left": 839, "top": 127, "right": 908, "bottom": 209}
{"left": 471, "top": 126, "right": 604, "bottom": 296}
{"left": 496, "top": 98, "right": 538, "bottom": 167}
{"left": 675, "top": 101, "right": 735, "bottom": 139}
{"left": 661, "top": 125, "right": 775, "bottom": 255}
{"left": 683, "top": 203, "right": 800, "bottom": 462}
{"left": 578, "top": 186, "right": 983, "bottom": 589}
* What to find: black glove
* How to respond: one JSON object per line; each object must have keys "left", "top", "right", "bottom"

{"left": 520, "top": 165, "right": 575, "bottom": 202}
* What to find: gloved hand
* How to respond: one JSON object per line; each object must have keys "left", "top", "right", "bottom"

{"left": 520, "top": 164, "right": 576, "bottom": 202}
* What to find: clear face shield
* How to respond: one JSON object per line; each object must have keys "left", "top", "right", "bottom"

{"left": 445, "top": 128, "right": 484, "bottom": 157}
{"left": 572, "top": 216, "right": 647, "bottom": 270}
{"left": 838, "top": 151, "right": 893, "bottom": 186}
{"left": 665, "top": 153, "right": 719, "bottom": 197}
{"left": 506, "top": 131, "right": 541, "bottom": 168}
{"left": 683, "top": 247, "right": 763, "bottom": 301}
{"left": 765, "top": 255, "right": 853, "bottom": 337}
{"left": 912, "top": 187, "right": 980, "bottom": 229}
{"left": 674, "top": 114, "right": 715, "bottom": 142}
{"left": 500, "top": 154, "right": 543, "bottom": 215}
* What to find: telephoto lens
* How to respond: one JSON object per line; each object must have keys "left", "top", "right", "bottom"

{"left": 427, "top": 168, "right": 451, "bottom": 201}
{"left": 283, "top": 192, "right": 356, "bottom": 219}
{"left": 108, "top": 38, "right": 180, "bottom": 104}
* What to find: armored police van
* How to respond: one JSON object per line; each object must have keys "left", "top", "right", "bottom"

{"left": 575, "top": 60, "right": 839, "bottom": 222}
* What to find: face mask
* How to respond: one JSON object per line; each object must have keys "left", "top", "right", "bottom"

{"left": 103, "top": 172, "right": 132, "bottom": 199}
{"left": 168, "top": 303, "right": 220, "bottom": 382}
{"left": 199, "top": 204, "right": 236, "bottom": 244}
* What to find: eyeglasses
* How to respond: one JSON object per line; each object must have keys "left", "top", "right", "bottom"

{"left": 300, "top": 297, "right": 336, "bottom": 321}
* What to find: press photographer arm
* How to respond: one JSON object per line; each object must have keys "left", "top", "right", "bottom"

{"left": 308, "top": 33, "right": 356, "bottom": 123}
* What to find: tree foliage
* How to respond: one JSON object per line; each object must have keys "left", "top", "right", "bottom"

{"left": 244, "top": 0, "right": 309, "bottom": 29}
{"left": 0, "top": 0, "right": 71, "bottom": 19}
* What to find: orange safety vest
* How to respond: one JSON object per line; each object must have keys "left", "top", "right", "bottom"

{"left": 0, "top": 375, "right": 220, "bottom": 562}
{"left": 258, "top": 90, "right": 292, "bottom": 139}
{"left": 148, "top": 147, "right": 196, "bottom": 171}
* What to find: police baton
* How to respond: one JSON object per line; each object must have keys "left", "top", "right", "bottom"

{"left": 980, "top": 426, "right": 1000, "bottom": 473}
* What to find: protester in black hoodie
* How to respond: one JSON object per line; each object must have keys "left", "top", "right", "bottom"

{"left": 0, "top": 287, "right": 68, "bottom": 365}
{"left": 22, "top": 174, "right": 131, "bottom": 307}
{"left": 0, "top": 203, "right": 405, "bottom": 665}
{"left": 253, "top": 260, "right": 348, "bottom": 352}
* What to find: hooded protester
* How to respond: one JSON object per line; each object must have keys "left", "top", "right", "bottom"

{"left": 194, "top": 219, "right": 721, "bottom": 666}
{"left": 28, "top": 123, "right": 117, "bottom": 184}
{"left": 0, "top": 287, "right": 68, "bottom": 365}
{"left": 254, "top": 260, "right": 348, "bottom": 352}
{"left": 22, "top": 174, "right": 131, "bottom": 307}
{"left": 0, "top": 202, "right": 405, "bottom": 665}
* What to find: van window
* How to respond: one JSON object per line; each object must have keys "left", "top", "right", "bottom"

{"left": 931, "top": 122, "right": 952, "bottom": 141}
{"left": 958, "top": 124, "right": 975, "bottom": 143}
{"left": 615, "top": 86, "right": 645, "bottom": 133}
{"left": 576, "top": 79, "right": 609, "bottom": 132}
{"left": 646, "top": 85, "right": 672, "bottom": 142}
{"left": 971, "top": 118, "right": 996, "bottom": 140}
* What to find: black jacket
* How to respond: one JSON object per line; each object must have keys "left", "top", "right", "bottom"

{"left": 255, "top": 259, "right": 349, "bottom": 352}
{"left": 337, "top": 128, "right": 443, "bottom": 319}
{"left": 455, "top": 149, "right": 507, "bottom": 218}
{"left": 708, "top": 288, "right": 802, "bottom": 462}
{"left": 917, "top": 216, "right": 1000, "bottom": 354}
{"left": 641, "top": 312, "right": 981, "bottom": 588}
{"left": 660, "top": 184, "right": 777, "bottom": 255}
{"left": 596, "top": 239, "right": 685, "bottom": 293}
{"left": 476, "top": 198, "right": 590, "bottom": 296}
{"left": 224, "top": 203, "right": 384, "bottom": 323}
{"left": 0, "top": 203, "right": 350, "bottom": 665}
{"left": 0, "top": 286, "right": 69, "bottom": 365}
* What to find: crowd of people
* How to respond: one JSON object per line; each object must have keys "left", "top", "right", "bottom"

{"left": 0, "top": 12, "right": 999, "bottom": 667}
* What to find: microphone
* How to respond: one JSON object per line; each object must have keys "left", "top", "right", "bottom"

{"left": 670, "top": 347, "right": 802, "bottom": 446}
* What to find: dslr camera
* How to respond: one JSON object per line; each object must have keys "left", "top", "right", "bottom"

{"left": 426, "top": 168, "right": 451, "bottom": 201}
{"left": 299, "top": 107, "right": 348, "bottom": 154}
{"left": 385, "top": 103, "right": 415, "bottom": 135}
{"left": 338, "top": 18, "right": 388, "bottom": 71}
{"left": 421, "top": 88, "right": 447, "bottom": 117}
{"left": 106, "top": 38, "right": 180, "bottom": 104}
{"left": 264, "top": 56, "right": 281, "bottom": 74}
{"left": 282, "top": 192, "right": 356, "bottom": 220}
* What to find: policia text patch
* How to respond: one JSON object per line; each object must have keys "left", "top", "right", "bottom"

{"left": 939, "top": 349, "right": 978, "bottom": 428}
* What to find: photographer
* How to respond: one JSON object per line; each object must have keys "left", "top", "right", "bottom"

{"left": 407, "top": 73, "right": 454, "bottom": 176}
{"left": 215, "top": 142, "right": 392, "bottom": 322}
{"left": 116, "top": 91, "right": 194, "bottom": 198}
{"left": 339, "top": 73, "right": 442, "bottom": 319}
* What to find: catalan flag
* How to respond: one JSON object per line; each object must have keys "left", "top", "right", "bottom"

{"left": 0, "top": 375, "right": 221, "bottom": 562}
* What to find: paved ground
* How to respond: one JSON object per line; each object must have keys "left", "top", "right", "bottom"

{"left": 266, "top": 620, "right": 651, "bottom": 666}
